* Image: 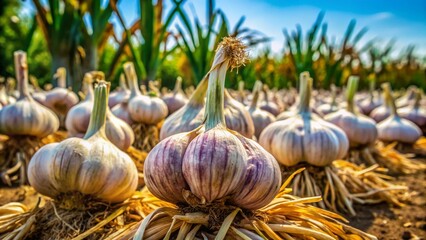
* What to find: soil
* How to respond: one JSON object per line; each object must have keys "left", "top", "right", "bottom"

{"left": 1, "top": 164, "right": 425, "bottom": 239}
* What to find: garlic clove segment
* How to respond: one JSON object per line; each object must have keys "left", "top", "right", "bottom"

{"left": 28, "top": 81, "right": 138, "bottom": 203}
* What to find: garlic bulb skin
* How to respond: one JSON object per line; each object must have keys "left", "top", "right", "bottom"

{"left": 260, "top": 73, "right": 349, "bottom": 167}
{"left": 106, "top": 110, "right": 135, "bottom": 151}
{"left": 111, "top": 101, "right": 133, "bottom": 125}
{"left": 378, "top": 117, "right": 422, "bottom": 144}
{"left": 162, "top": 76, "right": 188, "bottom": 114}
{"left": 65, "top": 75, "right": 94, "bottom": 136}
{"left": 325, "top": 110, "right": 377, "bottom": 148}
{"left": 399, "top": 92, "right": 426, "bottom": 134}
{"left": 247, "top": 81, "right": 276, "bottom": 139}
{"left": 128, "top": 94, "right": 168, "bottom": 124}
{"left": 224, "top": 90, "right": 255, "bottom": 138}
{"left": 160, "top": 79, "right": 207, "bottom": 140}
{"left": 0, "top": 51, "right": 59, "bottom": 138}
{"left": 28, "top": 82, "right": 138, "bottom": 203}
{"left": 376, "top": 83, "right": 422, "bottom": 144}
{"left": 231, "top": 135, "right": 281, "bottom": 209}
{"left": 44, "top": 68, "right": 79, "bottom": 116}
{"left": 123, "top": 62, "right": 168, "bottom": 125}
{"left": 325, "top": 77, "right": 378, "bottom": 148}
{"left": 370, "top": 104, "right": 391, "bottom": 123}
{"left": 108, "top": 74, "right": 130, "bottom": 108}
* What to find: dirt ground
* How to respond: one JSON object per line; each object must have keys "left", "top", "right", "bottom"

{"left": 1, "top": 166, "right": 425, "bottom": 239}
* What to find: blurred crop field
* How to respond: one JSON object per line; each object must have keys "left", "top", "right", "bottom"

{"left": 0, "top": 0, "right": 424, "bottom": 92}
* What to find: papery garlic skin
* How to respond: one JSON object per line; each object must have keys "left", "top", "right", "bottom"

{"left": 182, "top": 127, "right": 248, "bottom": 202}
{"left": 106, "top": 111, "right": 135, "bottom": 151}
{"left": 377, "top": 117, "right": 421, "bottom": 144}
{"left": 28, "top": 135, "right": 138, "bottom": 203}
{"left": 111, "top": 101, "right": 133, "bottom": 125}
{"left": 231, "top": 135, "right": 281, "bottom": 209}
{"left": 128, "top": 95, "right": 168, "bottom": 124}
{"left": 224, "top": 90, "right": 255, "bottom": 138}
{"left": 144, "top": 132, "right": 192, "bottom": 203}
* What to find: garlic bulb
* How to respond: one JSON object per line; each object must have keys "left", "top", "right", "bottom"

{"left": 224, "top": 89, "right": 255, "bottom": 138}
{"left": 369, "top": 93, "right": 391, "bottom": 123}
{"left": 44, "top": 68, "right": 79, "bottom": 116}
{"left": 162, "top": 76, "right": 188, "bottom": 114}
{"left": 145, "top": 37, "right": 281, "bottom": 209}
{"left": 160, "top": 78, "right": 207, "bottom": 140}
{"left": 28, "top": 81, "right": 138, "bottom": 203}
{"left": 247, "top": 81, "right": 276, "bottom": 139}
{"left": 359, "top": 79, "right": 382, "bottom": 115}
{"left": 124, "top": 63, "right": 168, "bottom": 125}
{"left": 377, "top": 83, "right": 422, "bottom": 144}
{"left": 108, "top": 74, "right": 130, "bottom": 108}
{"left": 325, "top": 76, "right": 378, "bottom": 148}
{"left": 260, "top": 72, "right": 349, "bottom": 167}
{"left": 0, "top": 51, "right": 59, "bottom": 138}
{"left": 399, "top": 90, "right": 426, "bottom": 134}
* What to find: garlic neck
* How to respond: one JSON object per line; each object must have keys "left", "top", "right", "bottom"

{"left": 124, "top": 62, "right": 141, "bottom": 98}
{"left": 84, "top": 82, "right": 109, "bottom": 139}
{"left": 14, "top": 51, "right": 31, "bottom": 100}
{"left": 383, "top": 83, "right": 399, "bottom": 118}
{"left": 298, "top": 72, "right": 312, "bottom": 114}
{"left": 250, "top": 82, "right": 262, "bottom": 109}
{"left": 346, "top": 76, "right": 359, "bottom": 114}
{"left": 205, "top": 60, "right": 229, "bottom": 130}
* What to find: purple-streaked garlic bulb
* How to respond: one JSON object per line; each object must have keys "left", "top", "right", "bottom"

{"left": 108, "top": 74, "right": 130, "bottom": 108}
{"left": 398, "top": 90, "right": 426, "bottom": 134}
{"left": 247, "top": 81, "right": 276, "bottom": 139}
{"left": 260, "top": 72, "right": 349, "bottom": 167}
{"left": 377, "top": 83, "right": 422, "bottom": 144}
{"left": 44, "top": 68, "right": 79, "bottom": 116}
{"left": 124, "top": 63, "right": 168, "bottom": 125}
{"left": 162, "top": 76, "right": 188, "bottom": 114}
{"left": 28, "top": 81, "right": 138, "bottom": 204}
{"left": 0, "top": 51, "right": 59, "bottom": 138}
{"left": 325, "top": 76, "right": 378, "bottom": 149}
{"left": 160, "top": 78, "right": 207, "bottom": 140}
{"left": 144, "top": 37, "right": 281, "bottom": 210}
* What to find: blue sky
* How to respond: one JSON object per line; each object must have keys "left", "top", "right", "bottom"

{"left": 22, "top": 0, "right": 426, "bottom": 56}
